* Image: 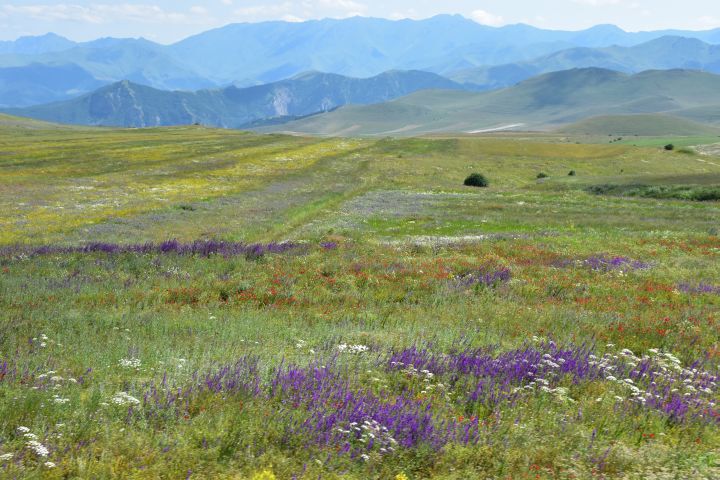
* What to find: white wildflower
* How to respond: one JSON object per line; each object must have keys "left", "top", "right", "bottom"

{"left": 118, "top": 358, "right": 141, "bottom": 368}
{"left": 111, "top": 392, "right": 141, "bottom": 406}
{"left": 26, "top": 440, "right": 49, "bottom": 457}
{"left": 337, "top": 344, "right": 369, "bottom": 354}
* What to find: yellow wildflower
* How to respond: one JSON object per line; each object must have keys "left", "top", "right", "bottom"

{"left": 251, "top": 470, "right": 277, "bottom": 480}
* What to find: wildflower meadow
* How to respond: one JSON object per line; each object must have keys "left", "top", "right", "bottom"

{"left": 0, "top": 125, "right": 718, "bottom": 478}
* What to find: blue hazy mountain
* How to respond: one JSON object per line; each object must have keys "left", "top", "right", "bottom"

{"left": 0, "top": 33, "right": 76, "bottom": 55}
{"left": 0, "top": 63, "right": 107, "bottom": 107}
{"left": 5, "top": 70, "right": 464, "bottom": 127}
{"left": 2, "top": 16, "right": 720, "bottom": 97}
{"left": 167, "top": 16, "right": 720, "bottom": 84}
{"left": 451, "top": 36, "right": 720, "bottom": 90}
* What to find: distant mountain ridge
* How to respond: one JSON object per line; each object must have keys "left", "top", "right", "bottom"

{"left": 0, "top": 33, "right": 76, "bottom": 55}
{"left": 5, "top": 70, "right": 464, "bottom": 128}
{"left": 262, "top": 68, "right": 720, "bottom": 136}
{"left": 0, "top": 63, "right": 107, "bottom": 107}
{"left": 2, "top": 16, "right": 720, "bottom": 107}
{"left": 451, "top": 36, "right": 720, "bottom": 89}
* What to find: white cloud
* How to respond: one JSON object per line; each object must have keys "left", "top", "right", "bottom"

{"left": 234, "top": 0, "right": 367, "bottom": 22}
{"left": 697, "top": 15, "right": 719, "bottom": 27}
{"left": 389, "top": 9, "right": 421, "bottom": 20}
{"left": 190, "top": 6, "right": 209, "bottom": 15}
{"left": 470, "top": 9, "right": 504, "bottom": 27}
{"left": 281, "top": 14, "right": 304, "bottom": 23}
{"left": 0, "top": 3, "right": 212, "bottom": 25}
{"left": 572, "top": 0, "right": 622, "bottom": 5}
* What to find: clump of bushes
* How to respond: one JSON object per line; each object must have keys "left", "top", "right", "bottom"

{"left": 568, "top": 170, "right": 576, "bottom": 176}
{"left": 536, "top": 172, "right": 549, "bottom": 179}
{"left": 464, "top": 173, "right": 489, "bottom": 188}
{"left": 586, "top": 183, "right": 720, "bottom": 202}
{"left": 664, "top": 144, "right": 675, "bottom": 151}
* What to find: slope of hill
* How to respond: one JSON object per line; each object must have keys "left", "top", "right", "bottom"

{"left": 557, "top": 114, "right": 720, "bottom": 136}
{"left": 264, "top": 68, "right": 720, "bottom": 136}
{"left": 451, "top": 37, "right": 720, "bottom": 90}
{"left": 0, "top": 63, "right": 107, "bottom": 107}
{"left": 5, "top": 70, "right": 464, "bottom": 128}
{"left": 0, "top": 112, "right": 77, "bottom": 129}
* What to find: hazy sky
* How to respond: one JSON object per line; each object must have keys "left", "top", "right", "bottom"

{"left": 1, "top": 0, "right": 718, "bottom": 43}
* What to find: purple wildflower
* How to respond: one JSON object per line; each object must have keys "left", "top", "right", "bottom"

{"left": 449, "top": 268, "right": 512, "bottom": 290}
{"left": 677, "top": 282, "right": 720, "bottom": 295}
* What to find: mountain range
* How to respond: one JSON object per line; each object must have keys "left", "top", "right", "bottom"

{"left": 451, "top": 36, "right": 720, "bottom": 90}
{"left": 2, "top": 16, "right": 720, "bottom": 107}
{"left": 260, "top": 68, "right": 720, "bottom": 136}
{"left": 5, "top": 70, "right": 462, "bottom": 128}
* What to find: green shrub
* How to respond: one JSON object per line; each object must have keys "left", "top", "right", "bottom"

{"left": 691, "top": 189, "right": 720, "bottom": 201}
{"left": 464, "top": 173, "right": 489, "bottom": 188}
{"left": 586, "top": 183, "right": 720, "bottom": 202}
{"left": 664, "top": 144, "right": 675, "bottom": 151}
{"left": 568, "top": 170, "right": 576, "bottom": 176}
{"left": 536, "top": 172, "right": 549, "bottom": 179}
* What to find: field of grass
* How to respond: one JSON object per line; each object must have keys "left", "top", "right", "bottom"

{"left": 558, "top": 114, "right": 720, "bottom": 137}
{"left": 0, "top": 122, "right": 719, "bottom": 479}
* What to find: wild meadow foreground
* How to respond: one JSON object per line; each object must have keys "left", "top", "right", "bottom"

{"left": 0, "top": 124, "right": 718, "bottom": 478}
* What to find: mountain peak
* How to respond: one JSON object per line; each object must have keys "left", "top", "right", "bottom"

{"left": 584, "top": 24, "right": 625, "bottom": 33}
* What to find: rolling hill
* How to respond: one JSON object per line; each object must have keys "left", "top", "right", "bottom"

{"left": 5, "top": 70, "right": 464, "bottom": 128}
{"left": 557, "top": 114, "right": 720, "bottom": 136}
{"left": 262, "top": 68, "right": 720, "bottom": 136}
{"left": 0, "top": 112, "right": 77, "bottom": 129}
{"left": 451, "top": 36, "right": 720, "bottom": 90}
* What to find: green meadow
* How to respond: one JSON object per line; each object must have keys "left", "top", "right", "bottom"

{"left": 0, "top": 119, "right": 718, "bottom": 479}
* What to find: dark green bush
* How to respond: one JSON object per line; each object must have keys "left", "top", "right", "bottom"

{"left": 691, "top": 190, "right": 720, "bottom": 201}
{"left": 464, "top": 173, "right": 489, "bottom": 188}
{"left": 568, "top": 170, "right": 576, "bottom": 176}
{"left": 664, "top": 144, "right": 675, "bottom": 151}
{"left": 536, "top": 172, "right": 549, "bottom": 179}
{"left": 586, "top": 183, "right": 720, "bottom": 202}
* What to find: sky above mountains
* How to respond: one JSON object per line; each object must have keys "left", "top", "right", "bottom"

{"left": 0, "top": 0, "right": 718, "bottom": 43}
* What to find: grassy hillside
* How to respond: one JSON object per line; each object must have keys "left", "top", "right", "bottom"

{"left": 268, "top": 68, "right": 720, "bottom": 136}
{"left": 0, "top": 123, "right": 718, "bottom": 478}
{"left": 558, "top": 114, "right": 720, "bottom": 136}
{"left": 0, "top": 112, "right": 78, "bottom": 129}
